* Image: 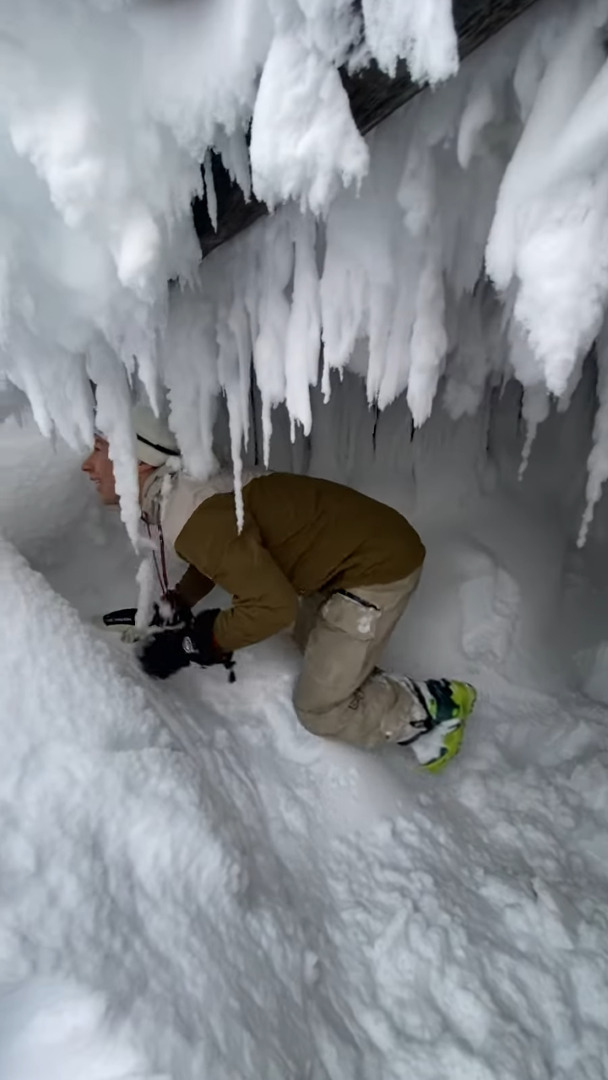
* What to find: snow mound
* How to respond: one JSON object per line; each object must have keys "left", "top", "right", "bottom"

{"left": 459, "top": 550, "right": 521, "bottom": 666}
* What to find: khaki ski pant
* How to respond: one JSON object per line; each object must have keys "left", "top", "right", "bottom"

{"left": 293, "top": 568, "right": 425, "bottom": 749}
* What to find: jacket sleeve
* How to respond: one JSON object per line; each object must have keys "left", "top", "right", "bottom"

{"left": 174, "top": 498, "right": 298, "bottom": 651}
{"left": 174, "top": 564, "right": 215, "bottom": 608}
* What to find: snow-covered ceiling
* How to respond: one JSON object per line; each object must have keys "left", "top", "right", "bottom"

{"left": 194, "top": 0, "right": 540, "bottom": 258}
{"left": 1, "top": 0, "right": 608, "bottom": 544}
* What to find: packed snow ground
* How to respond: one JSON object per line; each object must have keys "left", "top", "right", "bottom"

{"left": 1, "top": 380, "right": 608, "bottom": 1080}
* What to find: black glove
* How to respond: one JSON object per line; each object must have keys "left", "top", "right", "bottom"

{"left": 150, "top": 590, "right": 192, "bottom": 629}
{"left": 138, "top": 608, "right": 235, "bottom": 681}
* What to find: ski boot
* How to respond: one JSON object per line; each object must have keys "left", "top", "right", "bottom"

{"left": 400, "top": 679, "right": 477, "bottom": 773}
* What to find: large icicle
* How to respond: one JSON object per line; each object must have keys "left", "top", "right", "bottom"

{"left": 160, "top": 285, "right": 219, "bottom": 481}
{"left": 86, "top": 340, "right": 140, "bottom": 547}
{"left": 284, "top": 211, "right": 321, "bottom": 436}
{"left": 252, "top": 215, "right": 294, "bottom": 465}
{"left": 579, "top": 321, "right": 608, "bottom": 545}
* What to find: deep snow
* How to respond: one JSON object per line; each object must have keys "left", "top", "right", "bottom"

{"left": 1, "top": 381, "right": 608, "bottom": 1079}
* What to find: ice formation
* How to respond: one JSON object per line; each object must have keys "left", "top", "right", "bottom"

{"left": 1, "top": 0, "right": 608, "bottom": 539}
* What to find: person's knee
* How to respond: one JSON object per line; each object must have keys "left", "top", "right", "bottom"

{"left": 294, "top": 699, "right": 341, "bottom": 739}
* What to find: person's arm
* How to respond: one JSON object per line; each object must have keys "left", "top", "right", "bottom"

{"left": 175, "top": 497, "right": 298, "bottom": 652}
{"left": 174, "top": 564, "right": 215, "bottom": 609}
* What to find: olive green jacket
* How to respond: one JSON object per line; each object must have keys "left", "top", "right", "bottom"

{"left": 171, "top": 473, "right": 425, "bottom": 653}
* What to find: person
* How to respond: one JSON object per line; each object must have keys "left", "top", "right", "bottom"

{"left": 82, "top": 406, "right": 476, "bottom": 771}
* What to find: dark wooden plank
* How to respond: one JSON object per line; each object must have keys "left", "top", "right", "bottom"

{"left": 193, "top": 0, "right": 540, "bottom": 257}
{"left": 342, "top": 0, "right": 540, "bottom": 135}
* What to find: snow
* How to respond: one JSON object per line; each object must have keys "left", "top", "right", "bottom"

{"left": 249, "top": 31, "right": 369, "bottom": 213}
{"left": 486, "top": 2, "right": 608, "bottom": 396}
{"left": 2, "top": 377, "right": 608, "bottom": 1078}
{"left": 2, "top": 1, "right": 608, "bottom": 535}
{"left": 361, "top": 0, "right": 459, "bottom": 84}
{"left": 0, "top": 0, "right": 456, "bottom": 435}
{"left": 0, "top": 980, "right": 160, "bottom": 1080}
{"left": 2, "top": 0, "right": 608, "bottom": 1072}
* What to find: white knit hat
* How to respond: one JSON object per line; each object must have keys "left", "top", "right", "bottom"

{"left": 132, "top": 404, "right": 180, "bottom": 468}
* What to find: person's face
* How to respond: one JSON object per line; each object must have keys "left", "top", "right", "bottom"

{"left": 81, "top": 436, "right": 119, "bottom": 505}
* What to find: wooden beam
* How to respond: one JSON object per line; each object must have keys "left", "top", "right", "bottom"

{"left": 192, "top": 0, "right": 540, "bottom": 258}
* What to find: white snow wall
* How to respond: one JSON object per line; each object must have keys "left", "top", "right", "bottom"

{"left": 2, "top": 0, "right": 608, "bottom": 539}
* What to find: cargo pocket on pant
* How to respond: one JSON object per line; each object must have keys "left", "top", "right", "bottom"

{"left": 295, "top": 590, "right": 382, "bottom": 720}
{"left": 320, "top": 590, "right": 381, "bottom": 640}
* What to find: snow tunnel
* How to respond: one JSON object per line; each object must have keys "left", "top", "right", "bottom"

{"left": 1, "top": 1, "right": 607, "bottom": 1077}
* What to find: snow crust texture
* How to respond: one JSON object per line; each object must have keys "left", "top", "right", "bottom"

{"left": 4, "top": 1, "right": 608, "bottom": 539}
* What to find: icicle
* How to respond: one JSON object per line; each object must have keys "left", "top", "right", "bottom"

{"left": 217, "top": 303, "right": 247, "bottom": 529}
{"left": 321, "top": 353, "right": 332, "bottom": 404}
{"left": 135, "top": 554, "right": 155, "bottom": 630}
{"left": 214, "top": 128, "right": 252, "bottom": 201}
{"left": 4, "top": 335, "right": 94, "bottom": 452}
{"left": 518, "top": 383, "right": 550, "bottom": 480}
{"left": 319, "top": 196, "right": 367, "bottom": 383}
{"left": 506, "top": 320, "right": 545, "bottom": 401}
{"left": 407, "top": 233, "right": 447, "bottom": 427}
{"left": 376, "top": 254, "right": 415, "bottom": 410}
{"left": 579, "top": 323, "right": 608, "bottom": 545}
{"left": 229, "top": 293, "right": 253, "bottom": 452}
{"left": 227, "top": 388, "right": 245, "bottom": 531}
{"left": 252, "top": 217, "right": 292, "bottom": 465}
{"left": 557, "top": 352, "right": 586, "bottom": 415}
{"left": 443, "top": 291, "right": 491, "bottom": 421}
{"left": 160, "top": 283, "right": 219, "bottom": 480}
{"left": 366, "top": 282, "right": 393, "bottom": 407}
{"left": 457, "top": 86, "right": 495, "bottom": 169}
{"left": 284, "top": 212, "right": 320, "bottom": 435}
{"left": 203, "top": 152, "right": 218, "bottom": 231}
{"left": 400, "top": 140, "right": 447, "bottom": 427}
{"left": 86, "top": 339, "right": 140, "bottom": 548}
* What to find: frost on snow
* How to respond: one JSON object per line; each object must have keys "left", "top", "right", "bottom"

{"left": 2, "top": 0, "right": 608, "bottom": 538}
